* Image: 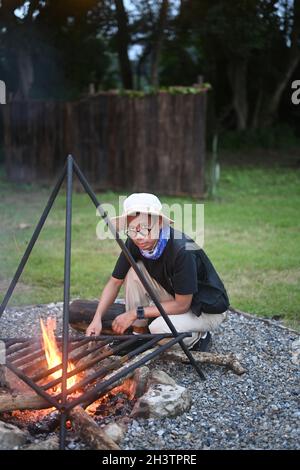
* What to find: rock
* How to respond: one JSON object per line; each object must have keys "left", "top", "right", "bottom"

{"left": 148, "top": 370, "right": 177, "bottom": 388}
{"left": 23, "top": 435, "right": 59, "bottom": 450}
{"left": 17, "top": 223, "right": 31, "bottom": 230}
{"left": 291, "top": 338, "right": 300, "bottom": 365}
{"left": 133, "top": 366, "right": 150, "bottom": 398}
{"left": 291, "top": 338, "right": 300, "bottom": 351}
{"left": 0, "top": 421, "right": 28, "bottom": 450}
{"left": 130, "top": 383, "right": 191, "bottom": 419}
{"left": 0, "top": 341, "right": 6, "bottom": 365}
{"left": 0, "top": 365, "right": 9, "bottom": 389}
{"left": 67, "top": 441, "right": 77, "bottom": 450}
{"left": 102, "top": 422, "right": 127, "bottom": 444}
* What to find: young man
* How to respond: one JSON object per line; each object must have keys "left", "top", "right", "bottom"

{"left": 86, "top": 193, "right": 230, "bottom": 351}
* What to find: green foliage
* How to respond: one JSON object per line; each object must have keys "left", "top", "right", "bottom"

{"left": 0, "top": 0, "right": 298, "bottom": 129}
{"left": 160, "top": 85, "right": 211, "bottom": 95}
{"left": 0, "top": 0, "right": 118, "bottom": 99}
{"left": 117, "top": 84, "right": 211, "bottom": 98}
{"left": 220, "top": 125, "right": 300, "bottom": 152}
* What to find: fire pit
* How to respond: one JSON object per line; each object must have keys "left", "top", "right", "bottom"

{"left": 0, "top": 156, "right": 205, "bottom": 449}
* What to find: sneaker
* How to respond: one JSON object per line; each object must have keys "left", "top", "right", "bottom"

{"left": 190, "top": 332, "right": 212, "bottom": 352}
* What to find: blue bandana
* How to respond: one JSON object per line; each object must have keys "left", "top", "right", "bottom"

{"left": 139, "top": 225, "right": 170, "bottom": 260}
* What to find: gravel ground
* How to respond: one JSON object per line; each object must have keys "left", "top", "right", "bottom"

{"left": 0, "top": 302, "right": 299, "bottom": 450}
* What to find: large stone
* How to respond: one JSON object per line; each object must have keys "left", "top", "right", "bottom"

{"left": 148, "top": 370, "right": 177, "bottom": 388}
{"left": 133, "top": 366, "right": 150, "bottom": 398}
{"left": 24, "top": 435, "right": 59, "bottom": 450}
{"left": 102, "top": 421, "right": 127, "bottom": 444}
{"left": 0, "top": 421, "right": 28, "bottom": 450}
{"left": 131, "top": 383, "right": 191, "bottom": 419}
{"left": 291, "top": 337, "right": 300, "bottom": 365}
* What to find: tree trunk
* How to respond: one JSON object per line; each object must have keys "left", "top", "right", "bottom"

{"left": 227, "top": 59, "right": 248, "bottom": 130}
{"left": 114, "top": 0, "right": 133, "bottom": 89}
{"left": 250, "top": 83, "right": 264, "bottom": 130}
{"left": 14, "top": 49, "right": 34, "bottom": 99}
{"left": 150, "top": 0, "right": 169, "bottom": 87}
{"left": 136, "top": 43, "right": 152, "bottom": 89}
{"left": 259, "top": 0, "right": 300, "bottom": 127}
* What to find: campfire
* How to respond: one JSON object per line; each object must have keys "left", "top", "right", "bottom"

{"left": 0, "top": 315, "right": 194, "bottom": 449}
{"left": 0, "top": 317, "right": 145, "bottom": 449}
{"left": 39, "top": 318, "right": 77, "bottom": 392}
{"left": 0, "top": 315, "right": 246, "bottom": 450}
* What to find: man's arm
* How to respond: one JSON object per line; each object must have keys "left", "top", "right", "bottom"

{"left": 86, "top": 276, "right": 124, "bottom": 336}
{"left": 112, "top": 293, "right": 193, "bottom": 335}
{"left": 143, "top": 293, "right": 193, "bottom": 317}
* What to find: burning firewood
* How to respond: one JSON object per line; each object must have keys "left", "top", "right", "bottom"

{"left": 0, "top": 392, "right": 51, "bottom": 413}
{"left": 27, "top": 410, "right": 60, "bottom": 435}
{"left": 69, "top": 406, "right": 120, "bottom": 450}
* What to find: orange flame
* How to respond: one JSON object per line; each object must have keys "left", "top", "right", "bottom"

{"left": 110, "top": 378, "right": 136, "bottom": 401}
{"left": 40, "top": 317, "right": 77, "bottom": 392}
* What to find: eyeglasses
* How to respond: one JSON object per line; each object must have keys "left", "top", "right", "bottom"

{"left": 125, "top": 224, "right": 156, "bottom": 238}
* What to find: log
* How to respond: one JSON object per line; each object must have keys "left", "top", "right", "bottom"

{"left": 75, "top": 348, "right": 113, "bottom": 371}
{"left": 163, "top": 350, "right": 247, "bottom": 375}
{"left": 69, "top": 300, "right": 126, "bottom": 333}
{"left": 69, "top": 405, "right": 120, "bottom": 450}
{"left": 0, "top": 392, "right": 51, "bottom": 412}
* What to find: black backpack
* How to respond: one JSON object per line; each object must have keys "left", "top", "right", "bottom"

{"left": 166, "top": 229, "right": 230, "bottom": 316}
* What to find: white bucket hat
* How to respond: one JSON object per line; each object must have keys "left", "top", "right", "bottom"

{"left": 110, "top": 193, "right": 174, "bottom": 231}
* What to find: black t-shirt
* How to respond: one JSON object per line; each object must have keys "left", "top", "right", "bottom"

{"left": 112, "top": 227, "right": 230, "bottom": 315}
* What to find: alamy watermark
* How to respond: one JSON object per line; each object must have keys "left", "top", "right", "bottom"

{"left": 0, "top": 80, "right": 6, "bottom": 104}
{"left": 291, "top": 80, "right": 300, "bottom": 105}
{"left": 96, "top": 197, "right": 205, "bottom": 250}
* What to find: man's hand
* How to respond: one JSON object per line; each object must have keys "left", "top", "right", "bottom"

{"left": 112, "top": 310, "right": 136, "bottom": 335}
{"left": 86, "top": 318, "right": 102, "bottom": 337}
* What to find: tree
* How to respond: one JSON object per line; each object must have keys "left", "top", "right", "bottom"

{"left": 114, "top": 0, "right": 133, "bottom": 89}
{"left": 160, "top": 0, "right": 300, "bottom": 130}
{"left": 0, "top": 0, "right": 114, "bottom": 99}
{"left": 257, "top": 0, "right": 300, "bottom": 126}
{"left": 121, "top": 0, "right": 172, "bottom": 88}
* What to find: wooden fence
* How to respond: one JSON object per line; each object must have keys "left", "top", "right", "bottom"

{"left": 1, "top": 91, "right": 207, "bottom": 196}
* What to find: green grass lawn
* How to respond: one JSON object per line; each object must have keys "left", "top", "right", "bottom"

{"left": 0, "top": 157, "right": 299, "bottom": 329}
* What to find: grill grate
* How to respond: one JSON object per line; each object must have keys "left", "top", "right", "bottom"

{"left": 4, "top": 333, "right": 191, "bottom": 412}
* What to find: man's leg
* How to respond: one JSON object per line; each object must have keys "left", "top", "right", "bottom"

{"left": 149, "top": 310, "right": 227, "bottom": 348}
{"left": 124, "top": 261, "right": 173, "bottom": 332}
